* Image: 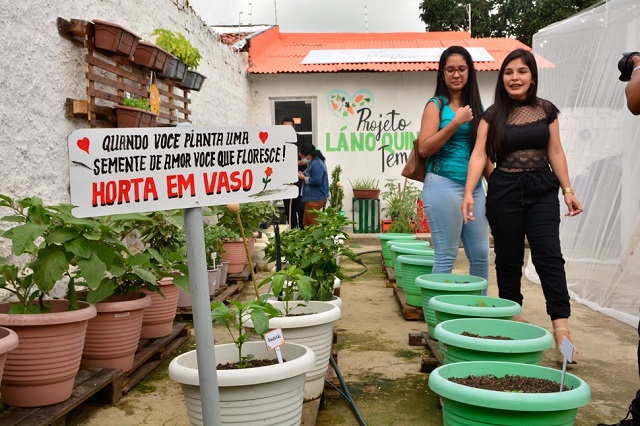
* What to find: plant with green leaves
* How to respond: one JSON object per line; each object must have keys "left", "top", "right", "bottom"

{"left": 209, "top": 202, "right": 276, "bottom": 238}
{"left": 203, "top": 223, "right": 236, "bottom": 268}
{"left": 114, "top": 209, "right": 190, "bottom": 293}
{"left": 259, "top": 265, "right": 316, "bottom": 315}
{"left": 210, "top": 299, "right": 281, "bottom": 368}
{"left": 349, "top": 177, "right": 379, "bottom": 190}
{"left": 263, "top": 207, "right": 356, "bottom": 301}
{"left": 121, "top": 97, "right": 150, "bottom": 111}
{"left": 0, "top": 195, "right": 168, "bottom": 313}
{"left": 328, "top": 165, "right": 344, "bottom": 211}
{"left": 381, "top": 178, "right": 421, "bottom": 233}
{"left": 153, "top": 28, "right": 202, "bottom": 69}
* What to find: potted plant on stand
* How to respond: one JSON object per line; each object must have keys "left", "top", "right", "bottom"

{"left": 381, "top": 178, "right": 421, "bottom": 234}
{"left": 350, "top": 177, "right": 380, "bottom": 200}
{"left": 169, "top": 298, "right": 315, "bottom": 425}
{"left": 116, "top": 97, "right": 158, "bottom": 128}
{"left": 0, "top": 195, "right": 99, "bottom": 407}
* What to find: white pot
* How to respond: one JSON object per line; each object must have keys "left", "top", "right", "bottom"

{"left": 248, "top": 301, "right": 341, "bottom": 401}
{"left": 169, "top": 341, "right": 315, "bottom": 426}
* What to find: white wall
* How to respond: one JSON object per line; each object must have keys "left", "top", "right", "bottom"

{"left": 0, "top": 0, "right": 252, "bottom": 205}
{"left": 251, "top": 71, "right": 497, "bottom": 216}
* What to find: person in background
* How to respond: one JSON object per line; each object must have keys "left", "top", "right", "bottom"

{"left": 281, "top": 117, "right": 306, "bottom": 228}
{"left": 417, "top": 45, "right": 490, "bottom": 289}
{"left": 462, "top": 49, "right": 583, "bottom": 365}
{"left": 298, "top": 143, "right": 328, "bottom": 227}
{"left": 597, "top": 51, "right": 640, "bottom": 426}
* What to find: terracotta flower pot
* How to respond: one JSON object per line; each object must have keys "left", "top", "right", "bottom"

{"left": 92, "top": 19, "right": 140, "bottom": 57}
{"left": 81, "top": 292, "right": 152, "bottom": 372}
{"left": 115, "top": 105, "right": 158, "bottom": 128}
{"left": 133, "top": 41, "right": 172, "bottom": 73}
{"left": 221, "top": 240, "right": 248, "bottom": 274}
{"left": 141, "top": 277, "right": 180, "bottom": 338}
{"left": 352, "top": 189, "right": 380, "bottom": 199}
{"left": 0, "top": 326, "right": 19, "bottom": 384}
{"left": 0, "top": 300, "right": 97, "bottom": 407}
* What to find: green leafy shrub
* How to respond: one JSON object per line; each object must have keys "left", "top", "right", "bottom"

{"left": 121, "top": 97, "right": 151, "bottom": 111}
{"left": 153, "top": 28, "right": 202, "bottom": 69}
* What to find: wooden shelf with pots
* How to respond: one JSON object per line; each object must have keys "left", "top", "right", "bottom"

{"left": 58, "top": 17, "right": 192, "bottom": 128}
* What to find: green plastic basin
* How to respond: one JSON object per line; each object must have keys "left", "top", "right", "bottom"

{"left": 428, "top": 361, "right": 591, "bottom": 425}
{"left": 414, "top": 274, "right": 488, "bottom": 339}
{"left": 428, "top": 294, "right": 522, "bottom": 325}
{"left": 434, "top": 318, "right": 554, "bottom": 365}
{"left": 389, "top": 243, "right": 433, "bottom": 288}
{"left": 378, "top": 233, "right": 416, "bottom": 267}
{"left": 397, "top": 255, "right": 434, "bottom": 307}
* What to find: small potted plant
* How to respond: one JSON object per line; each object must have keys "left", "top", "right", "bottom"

{"left": 169, "top": 298, "right": 315, "bottom": 424}
{"left": 381, "top": 178, "right": 421, "bottom": 233}
{"left": 209, "top": 202, "right": 277, "bottom": 274}
{"left": 153, "top": 28, "right": 206, "bottom": 91}
{"left": 350, "top": 177, "right": 380, "bottom": 200}
{"left": 328, "top": 165, "right": 345, "bottom": 214}
{"left": 263, "top": 207, "right": 356, "bottom": 302}
{"left": 116, "top": 96, "right": 158, "bottom": 128}
{"left": 249, "top": 264, "right": 342, "bottom": 401}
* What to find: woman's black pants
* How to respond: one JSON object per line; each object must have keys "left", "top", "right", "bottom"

{"left": 485, "top": 169, "right": 571, "bottom": 320}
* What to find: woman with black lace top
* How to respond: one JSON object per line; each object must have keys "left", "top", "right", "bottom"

{"left": 461, "top": 49, "right": 583, "bottom": 364}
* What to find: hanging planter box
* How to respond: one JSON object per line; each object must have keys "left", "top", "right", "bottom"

{"left": 178, "top": 70, "right": 207, "bottom": 91}
{"left": 115, "top": 105, "right": 158, "bottom": 128}
{"left": 158, "top": 56, "right": 188, "bottom": 81}
{"left": 93, "top": 19, "right": 140, "bottom": 57}
{"left": 133, "top": 41, "right": 171, "bottom": 73}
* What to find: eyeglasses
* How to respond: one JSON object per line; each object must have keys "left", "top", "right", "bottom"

{"left": 443, "top": 66, "right": 469, "bottom": 76}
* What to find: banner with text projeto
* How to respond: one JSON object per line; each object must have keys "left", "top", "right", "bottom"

{"left": 68, "top": 126, "right": 300, "bottom": 218}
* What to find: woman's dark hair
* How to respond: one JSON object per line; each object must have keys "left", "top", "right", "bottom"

{"left": 485, "top": 49, "right": 538, "bottom": 162}
{"left": 299, "top": 143, "right": 326, "bottom": 162}
{"left": 434, "top": 45, "right": 483, "bottom": 147}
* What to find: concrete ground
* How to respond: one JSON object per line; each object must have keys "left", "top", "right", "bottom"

{"left": 65, "top": 232, "right": 639, "bottom": 426}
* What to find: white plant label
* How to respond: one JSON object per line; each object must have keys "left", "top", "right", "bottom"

{"left": 559, "top": 336, "right": 575, "bottom": 391}
{"left": 264, "top": 328, "right": 285, "bottom": 364}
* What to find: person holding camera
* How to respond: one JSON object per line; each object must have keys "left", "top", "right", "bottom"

{"left": 598, "top": 50, "right": 640, "bottom": 426}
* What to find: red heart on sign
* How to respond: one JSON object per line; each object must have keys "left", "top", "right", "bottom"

{"left": 259, "top": 132, "right": 269, "bottom": 143}
{"left": 77, "top": 137, "right": 90, "bottom": 154}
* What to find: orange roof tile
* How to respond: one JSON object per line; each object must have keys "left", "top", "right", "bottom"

{"left": 247, "top": 27, "right": 545, "bottom": 74}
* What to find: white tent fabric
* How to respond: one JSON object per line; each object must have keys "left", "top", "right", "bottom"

{"left": 526, "top": 0, "right": 640, "bottom": 327}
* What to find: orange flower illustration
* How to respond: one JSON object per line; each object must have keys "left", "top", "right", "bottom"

{"left": 262, "top": 166, "right": 273, "bottom": 190}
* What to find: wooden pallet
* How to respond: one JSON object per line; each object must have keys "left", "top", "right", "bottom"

{"left": 175, "top": 281, "right": 245, "bottom": 318}
{"left": 392, "top": 284, "right": 424, "bottom": 321}
{"left": 408, "top": 331, "right": 443, "bottom": 373}
{"left": 0, "top": 323, "right": 190, "bottom": 426}
{"left": 227, "top": 264, "right": 252, "bottom": 284}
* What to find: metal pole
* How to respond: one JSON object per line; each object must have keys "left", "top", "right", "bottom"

{"left": 184, "top": 207, "right": 221, "bottom": 425}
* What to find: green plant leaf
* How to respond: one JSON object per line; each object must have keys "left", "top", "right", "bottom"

{"left": 3, "top": 223, "right": 46, "bottom": 254}
{"left": 132, "top": 267, "right": 158, "bottom": 285}
{"left": 30, "top": 247, "right": 68, "bottom": 292}
{"left": 77, "top": 256, "right": 107, "bottom": 290}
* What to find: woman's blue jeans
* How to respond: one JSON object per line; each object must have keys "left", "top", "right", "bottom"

{"left": 423, "top": 173, "right": 490, "bottom": 285}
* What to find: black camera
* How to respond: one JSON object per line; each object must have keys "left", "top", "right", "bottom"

{"left": 618, "top": 51, "right": 640, "bottom": 82}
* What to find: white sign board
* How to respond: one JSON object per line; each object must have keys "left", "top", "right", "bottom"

{"left": 68, "top": 126, "right": 300, "bottom": 217}
{"left": 301, "top": 47, "right": 495, "bottom": 65}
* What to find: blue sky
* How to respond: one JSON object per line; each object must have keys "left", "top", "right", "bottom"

{"left": 189, "top": 0, "right": 426, "bottom": 32}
